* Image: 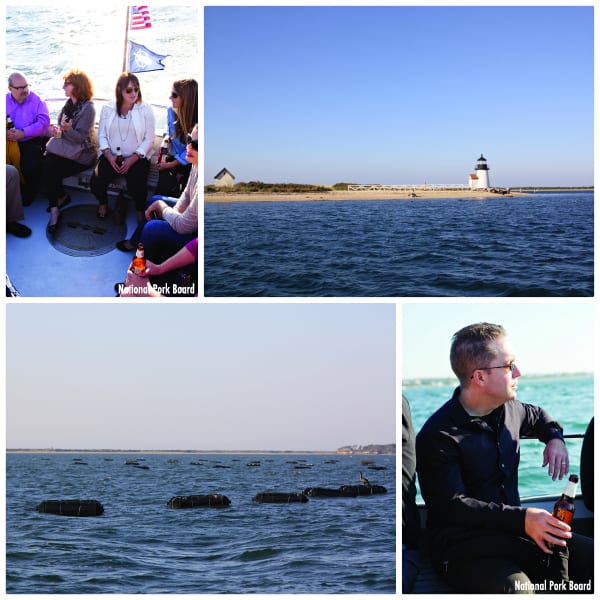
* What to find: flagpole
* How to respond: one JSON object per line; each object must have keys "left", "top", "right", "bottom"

{"left": 122, "top": 6, "right": 131, "bottom": 73}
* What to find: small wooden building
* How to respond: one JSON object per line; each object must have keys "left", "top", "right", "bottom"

{"left": 213, "top": 168, "right": 235, "bottom": 188}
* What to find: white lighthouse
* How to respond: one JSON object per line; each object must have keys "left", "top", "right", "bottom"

{"left": 468, "top": 154, "right": 490, "bottom": 190}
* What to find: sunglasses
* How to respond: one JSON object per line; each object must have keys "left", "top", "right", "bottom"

{"left": 470, "top": 360, "right": 517, "bottom": 379}
{"left": 63, "top": 80, "right": 72, "bottom": 87}
{"left": 187, "top": 134, "right": 198, "bottom": 151}
{"left": 170, "top": 91, "right": 179, "bottom": 98}
{"left": 124, "top": 87, "right": 139, "bottom": 94}
{"left": 10, "top": 84, "right": 29, "bottom": 91}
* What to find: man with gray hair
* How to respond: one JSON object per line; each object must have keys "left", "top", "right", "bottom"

{"left": 416, "top": 323, "right": 593, "bottom": 593}
{"left": 6, "top": 71, "right": 50, "bottom": 204}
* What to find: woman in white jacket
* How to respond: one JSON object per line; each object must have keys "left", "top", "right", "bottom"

{"left": 90, "top": 72, "right": 155, "bottom": 221}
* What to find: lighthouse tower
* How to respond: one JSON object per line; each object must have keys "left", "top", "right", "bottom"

{"left": 473, "top": 153, "right": 490, "bottom": 189}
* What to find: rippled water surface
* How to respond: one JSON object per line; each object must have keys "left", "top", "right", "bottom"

{"left": 7, "top": 453, "right": 395, "bottom": 593}
{"left": 204, "top": 192, "right": 593, "bottom": 296}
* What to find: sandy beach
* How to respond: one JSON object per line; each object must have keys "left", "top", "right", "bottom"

{"left": 204, "top": 189, "right": 532, "bottom": 203}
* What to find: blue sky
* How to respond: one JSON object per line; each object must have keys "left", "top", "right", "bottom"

{"left": 6, "top": 303, "right": 395, "bottom": 451}
{"left": 402, "top": 302, "right": 595, "bottom": 380}
{"left": 205, "top": 5, "right": 593, "bottom": 187}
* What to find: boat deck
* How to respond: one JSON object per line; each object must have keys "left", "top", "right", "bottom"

{"left": 6, "top": 120, "right": 169, "bottom": 297}
{"left": 7, "top": 176, "right": 151, "bottom": 298}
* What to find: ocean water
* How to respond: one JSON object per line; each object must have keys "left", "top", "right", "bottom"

{"left": 6, "top": 5, "right": 199, "bottom": 129}
{"left": 6, "top": 453, "right": 395, "bottom": 594}
{"left": 204, "top": 192, "right": 593, "bottom": 297}
{"left": 403, "top": 373, "right": 593, "bottom": 503}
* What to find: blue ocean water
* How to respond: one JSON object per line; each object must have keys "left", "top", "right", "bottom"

{"left": 204, "top": 192, "right": 593, "bottom": 297}
{"left": 403, "top": 373, "right": 593, "bottom": 502}
{"left": 6, "top": 453, "right": 395, "bottom": 594}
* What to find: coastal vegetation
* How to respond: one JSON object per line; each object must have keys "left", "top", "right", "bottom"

{"left": 336, "top": 443, "right": 396, "bottom": 455}
{"left": 205, "top": 183, "right": 593, "bottom": 194}
{"left": 205, "top": 181, "right": 332, "bottom": 194}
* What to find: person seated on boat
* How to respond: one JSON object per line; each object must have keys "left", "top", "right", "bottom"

{"left": 6, "top": 164, "right": 32, "bottom": 238}
{"left": 116, "top": 124, "right": 198, "bottom": 265}
{"left": 140, "top": 125, "right": 198, "bottom": 268}
{"left": 6, "top": 72, "right": 51, "bottom": 205}
{"left": 154, "top": 78, "right": 197, "bottom": 198}
{"left": 42, "top": 69, "right": 97, "bottom": 234}
{"left": 115, "top": 80, "right": 197, "bottom": 253}
{"left": 90, "top": 72, "right": 155, "bottom": 221}
{"left": 402, "top": 394, "right": 420, "bottom": 593}
{"left": 416, "top": 323, "right": 593, "bottom": 594}
{"left": 117, "top": 237, "right": 198, "bottom": 297}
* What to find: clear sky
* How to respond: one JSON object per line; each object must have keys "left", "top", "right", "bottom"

{"left": 205, "top": 5, "right": 593, "bottom": 187}
{"left": 402, "top": 302, "right": 595, "bottom": 380}
{"left": 6, "top": 303, "right": 395, "bottom": 451}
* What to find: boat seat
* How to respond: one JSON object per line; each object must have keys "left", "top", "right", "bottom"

{"left": 62, "top": 161, "right": 159, "bottom": 197}
{"left": 62, "top": 155, "right": 160, "bottom": 197}
{"left": 62, "top": 127, "right": 162, "bottom": 197}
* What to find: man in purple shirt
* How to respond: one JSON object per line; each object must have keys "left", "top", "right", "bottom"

{"left": 6, "top": 72, "right": 50, "bottom": 204}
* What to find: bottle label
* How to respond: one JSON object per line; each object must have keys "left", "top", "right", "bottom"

{"left": 564, "top": 481, "right": 577, "bottom": 498}
{"left": 554, "top": 508, "right": 574, "bottom": 525}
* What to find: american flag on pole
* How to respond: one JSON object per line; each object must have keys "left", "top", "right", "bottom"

{"left": 131, "top": 6, "right": 152, "bottom": 30}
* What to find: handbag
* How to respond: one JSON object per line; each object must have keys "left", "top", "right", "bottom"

{"left": 46, "top": 135, "right": 84, "bottom": 161}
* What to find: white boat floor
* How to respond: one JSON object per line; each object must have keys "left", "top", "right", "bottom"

{"left": 7, "top": 188, "right": 138, "bottom": 297}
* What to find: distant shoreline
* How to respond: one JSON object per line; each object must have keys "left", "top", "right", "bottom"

{"left": 7, "top": 449, "right": 396, "bottom": 456}
{"left": 205, "top": 189, "right": 534, "bottom": 203}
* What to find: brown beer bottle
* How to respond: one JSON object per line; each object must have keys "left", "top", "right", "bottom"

{"left": 116, "top": 146, "right": 124, "bottom": 166}
{"left": 158, "top": 137, "right": 169, "bottom": 163}
{"left": 550, "top": 474, "right": 578, "bottom": 549}
{"left": 131, "top": 243, "right": 146, "bottom": 274}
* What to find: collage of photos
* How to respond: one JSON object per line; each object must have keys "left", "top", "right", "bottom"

{"left": 3, "top": 3, "right": 595, "bottom": 596}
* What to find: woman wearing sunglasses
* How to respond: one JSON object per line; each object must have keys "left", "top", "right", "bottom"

{"left": 91, "top": 72, "right": 155, "bottom": 221}
{"left": 154, "top": 78, "right": 197, "bottom": 198}
{"left": 115, "top": 124, "right": 198, "bottom": 263}
{"left": 130, "top": 124, "right": 198, "bottom": 292}
{"left": 43, "top": 69, "right": 97, "bottom": 234}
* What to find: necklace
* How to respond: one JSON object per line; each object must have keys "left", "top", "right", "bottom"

{"left": 117, "top": 110, "right": 132, "bottom": 142}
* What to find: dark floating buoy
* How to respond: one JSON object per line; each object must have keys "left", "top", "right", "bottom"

{"left": 167, "top": 494, "right": 231, "bottom": 509}
{"left": 37, "top": 499, "right": 104, "bottom": 517}
{"left": 339, "top": 484, "right": 387, "bottom": 496}
{"left": 246, "top": 461, "right": 261, "bottom": 467}
{"left": 303, "top": 487, "right": 358, "bottom": 498}
{"left": 253, "top": 492, "right": 308, "bottom": 504}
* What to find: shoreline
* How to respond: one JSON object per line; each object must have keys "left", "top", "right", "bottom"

{"left": 6, "top": 449, "right": 395, "bottom": 456}
{"left": 205, "top": 189, "right": 534, "bottom": 203}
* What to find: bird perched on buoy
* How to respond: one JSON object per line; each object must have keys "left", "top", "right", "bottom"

{"left": 359, "top": 471, "right": 370, "bottom": 486}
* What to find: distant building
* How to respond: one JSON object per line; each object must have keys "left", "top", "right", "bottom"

{"left": 214, "top": 168, "right": 235, "bottom": 188}
{"left": 468, "top": 154, "right": 490, "bottom": 190}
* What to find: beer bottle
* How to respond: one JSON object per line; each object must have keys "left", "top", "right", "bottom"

{"left": 7, "top": 115, "right": 15, "bottom": 129}
{"left": 158, "top": 137, "right": 170, "bottom": 164}
{"left": 116, "top": 146, "right": 124, "bottom": 167}
{"left": 550, "top": 474, "right": 578, "bottom": 549}
{"left": 131, "top": 243, "right": 146, "bottom": 274}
